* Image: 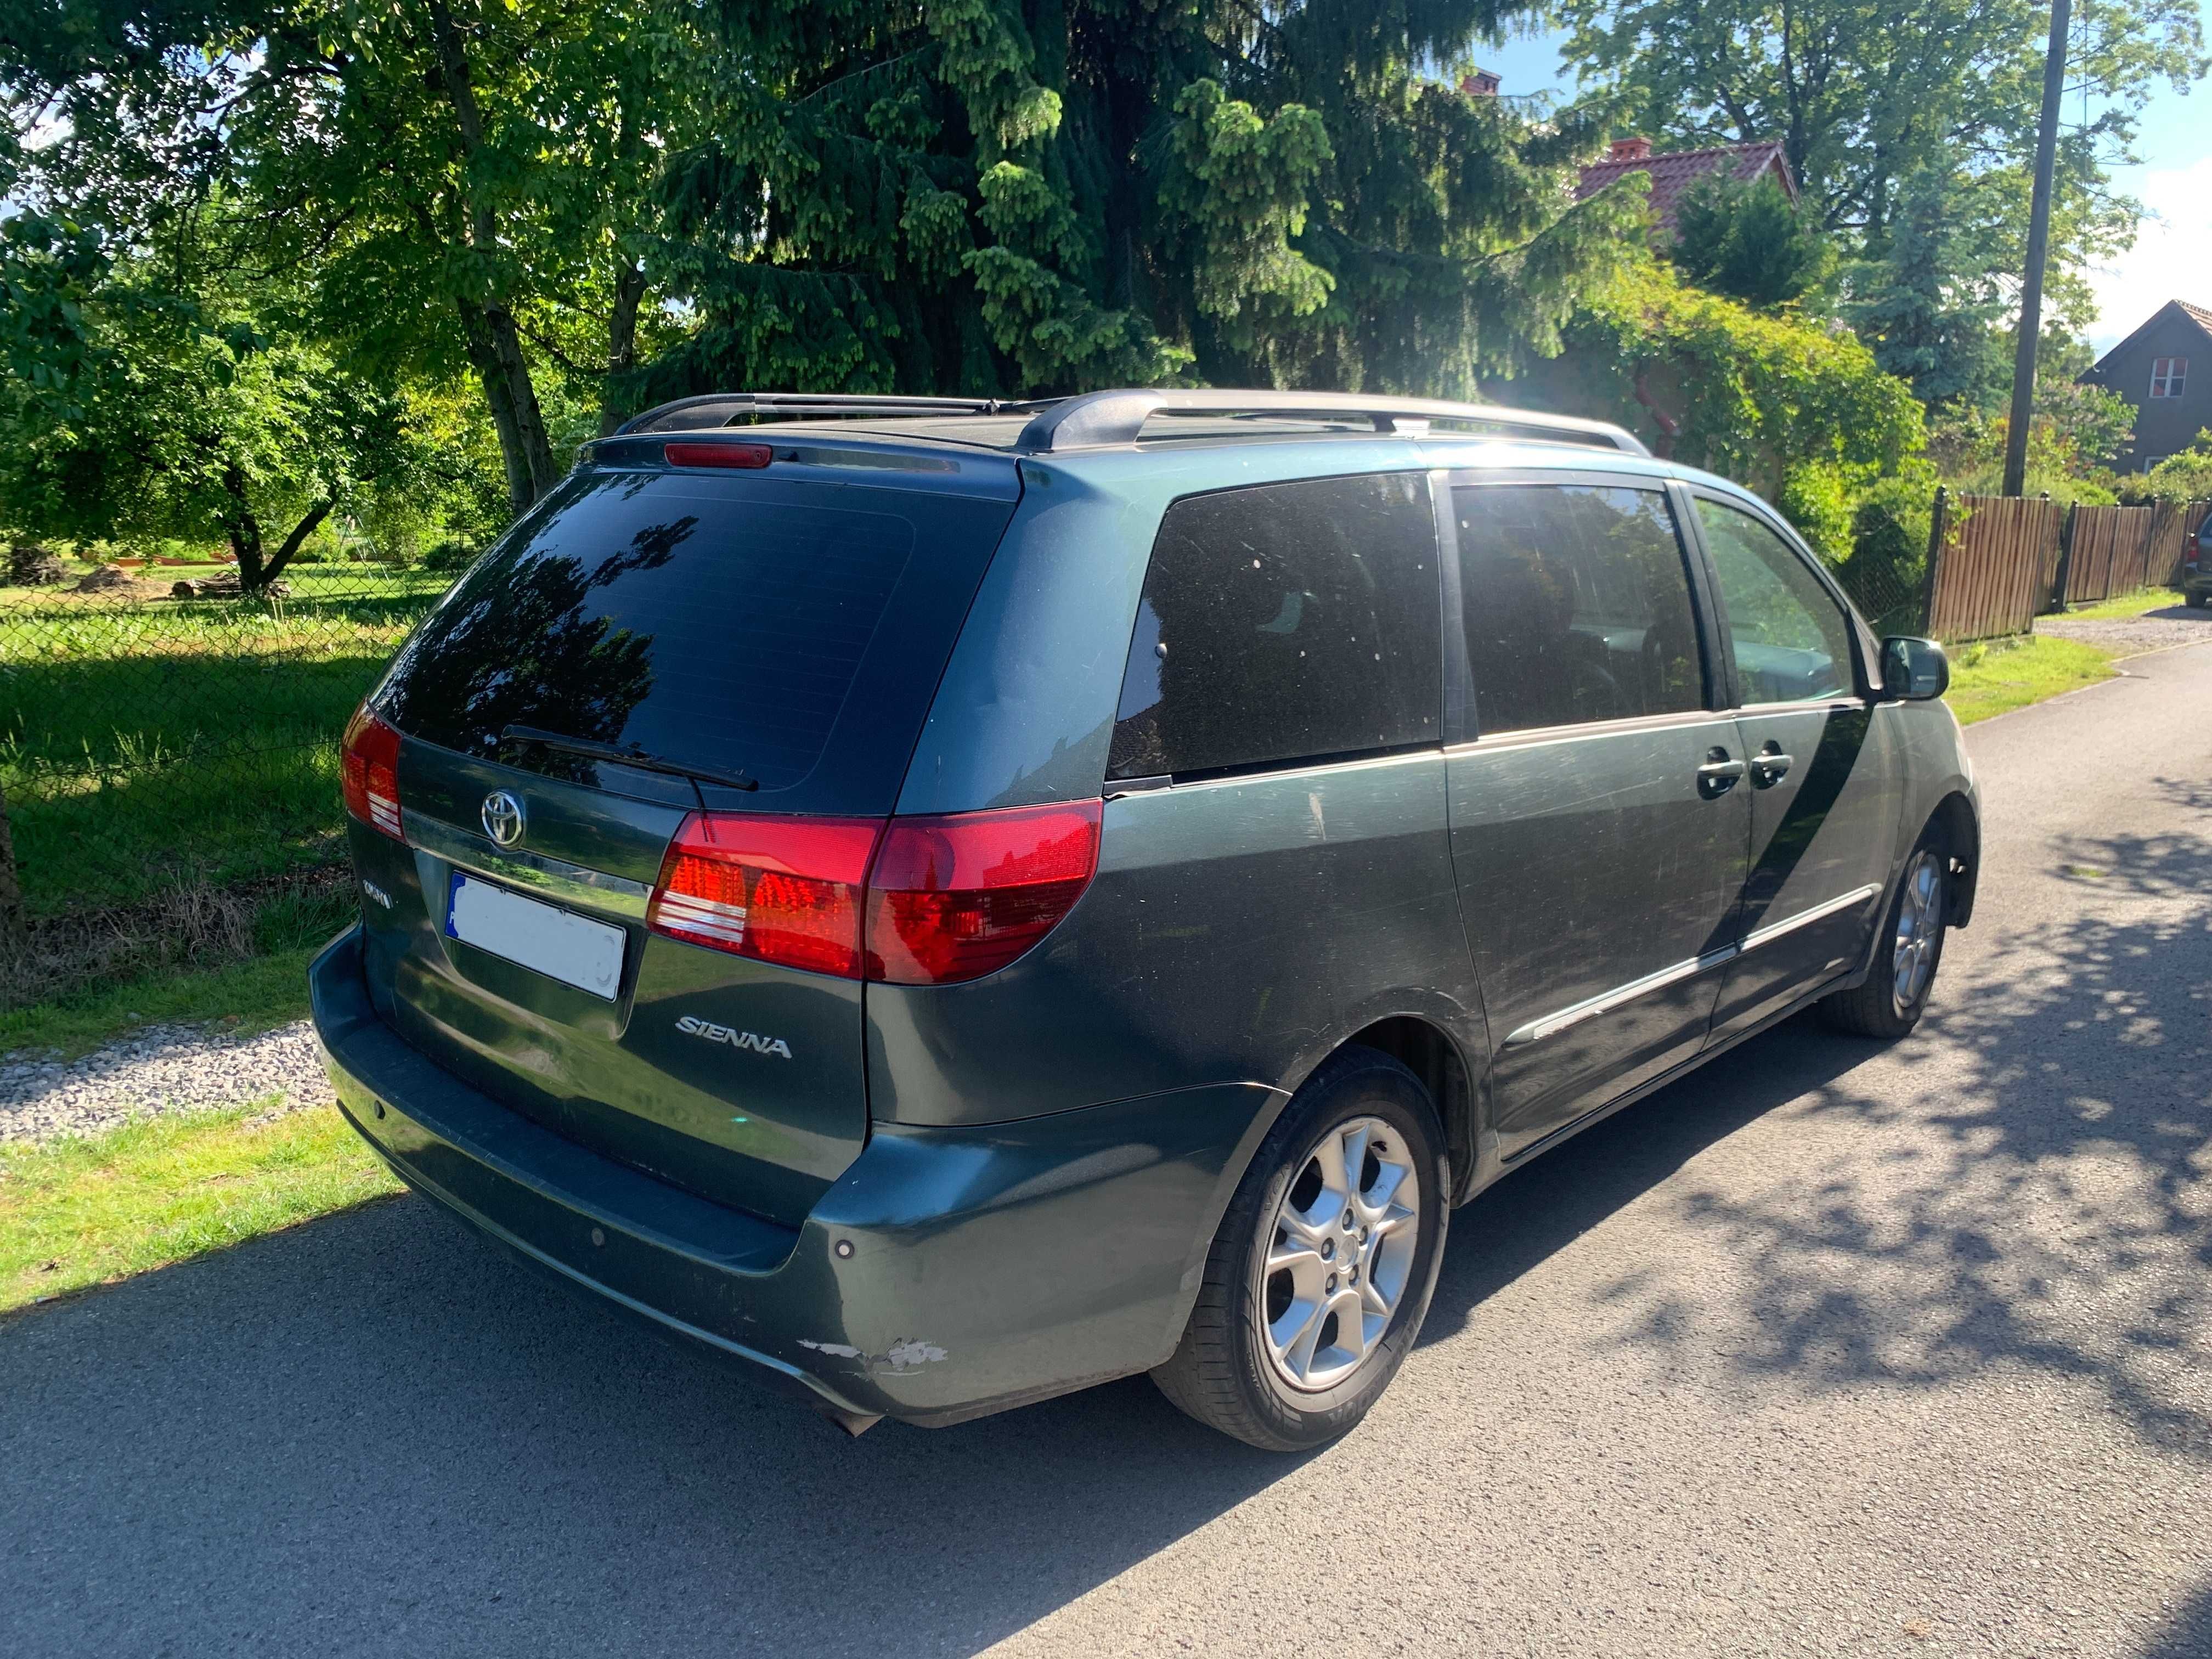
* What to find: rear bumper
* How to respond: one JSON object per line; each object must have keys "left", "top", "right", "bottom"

{"left": 309, "top": 927, "right": 1279, "bottom": 1428}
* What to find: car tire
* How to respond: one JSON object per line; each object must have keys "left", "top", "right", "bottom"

{"left": 1819, "top": 827, "right": 1951, "bottom": 1040}
{"left": 1151, "top": 1046, "right": 1448, "bottom": 1451}
{"left": 2189, "top": 591, "right": 2209, "bottom": 609}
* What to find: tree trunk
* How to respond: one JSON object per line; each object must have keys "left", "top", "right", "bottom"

{"left": 222, "top": 461, "right": 269, "bottom": 588}
{"left": 456, "top": 296, "right": 537, "bottom": 514}
{"left": 600, "top": 259, "right": 647, "bottom": 436}
{"left": 1631, "top": 364, "right": 1680, "bottom": 460}
{"left": 264, "top": 498, "right": 334, "bottom": 584}
{"left": 425, "top": 0, "right": 558, "bottom": 506}
{"left": 0, "top": 777, "right": 20, "bottom": 934}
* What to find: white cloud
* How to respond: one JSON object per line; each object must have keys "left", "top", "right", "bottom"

{"left": 2085, "top": 155, "right": 2212, "bottom": 350}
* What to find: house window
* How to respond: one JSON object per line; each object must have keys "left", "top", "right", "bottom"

{"left": 2149, "top": 357, "right": 2188, "bottom": 399}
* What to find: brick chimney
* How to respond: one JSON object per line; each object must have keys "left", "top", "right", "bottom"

{"left": 1460, "top": 69, "right": 1500, "bottom": 98}
{"left": 1608, "top": 137, "right": 1654, "bottom": 162}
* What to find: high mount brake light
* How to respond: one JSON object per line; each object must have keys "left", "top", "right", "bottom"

{"left": 866, "top": 801, "right": 1104, "bottom": 986}
{"left": 663, "top": 441, "right": 773, "bottom": 470}
{"left": 647, "top": 801, "right": 1105, "bottom": 984}
{"left": 650, "top": 814, "right": 882, "bottom": 978}
{"left": 341, "top": 704, "right": 403, "bottom": 839}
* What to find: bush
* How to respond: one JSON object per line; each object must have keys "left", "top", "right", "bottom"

{"left": 419, "top": 537, "right": 480, "bottom": 573}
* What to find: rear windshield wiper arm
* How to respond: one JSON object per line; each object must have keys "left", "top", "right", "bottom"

{"left": 500, "top": 724, "right": 759, "bottom": 793}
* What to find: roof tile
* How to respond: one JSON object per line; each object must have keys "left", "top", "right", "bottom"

{"left": 1576, "top": 140, "right": 1795, "bottom": 234}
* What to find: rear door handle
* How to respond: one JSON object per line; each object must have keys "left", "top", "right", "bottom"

{"left": 1750, "top": 743, "right": 1794, "bottom": 787}
{"left": 1696, "top": 749, "right": 1746, "bottom": 798}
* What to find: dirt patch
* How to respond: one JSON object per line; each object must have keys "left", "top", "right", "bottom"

{"left": 0, "top": 866, "right": 351, "bottom": 1011}
{"left": 2038, "top": 604, "right": 2212, "bottom": 657}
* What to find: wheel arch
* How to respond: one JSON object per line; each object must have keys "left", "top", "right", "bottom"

{"left": 1929, "top": 789, "right": 1981, "bottom": 926}
{"left": 1332, "top": 1016, "right": 1480, "bottom": 1205}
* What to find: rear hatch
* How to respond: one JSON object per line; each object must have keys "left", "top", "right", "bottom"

{"left": 345, "top": 444, "right": 1020, "bottom": 1228}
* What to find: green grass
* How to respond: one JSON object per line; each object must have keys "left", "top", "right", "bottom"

{"left": 1944, "top": 634, "right": 2118, "bottom": 725}
{"left": 2053, "top": 584, "right": 2190, "bottom": 621}
{"left": 1, "top": 563, "right": 449, "bottom": 912}
{"left": 0, "top": 944, "right": 324, "bottom": 1059}
{"left": 0, "top": 1103, "right": 402, "bottom": 1314}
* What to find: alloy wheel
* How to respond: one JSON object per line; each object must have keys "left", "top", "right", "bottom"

{"left": 1259, "top": 1115, "right": 1421, "bottom": 1392}
{"left": 1892, "top": 850, "right": 1945, "bottom": 1007}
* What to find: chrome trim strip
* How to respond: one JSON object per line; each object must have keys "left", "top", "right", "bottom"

{"left": 1500, "top": 882, "right": 1883, "bottom": 1048}
{"left": 1503, "top": 946, "right": 1736, "bottom": 1048}
{"left": 402, "top": 810, "right": 654, "bottom": 919}
{"left": 1740, "top": 883, "right": 1881, "bottom": 954}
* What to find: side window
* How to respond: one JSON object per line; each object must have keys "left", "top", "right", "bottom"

{"left": 1693, "top": 498, "right": 1856, "bottom": 705}
{"left": 1453, "top": 483, "right": 1705, "bottom": 736}
{"left": 1106, "top": 473, "right": 1441, "bottom": 780}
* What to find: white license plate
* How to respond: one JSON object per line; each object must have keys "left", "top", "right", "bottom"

{"left": 445, "top": 872, "right": 626, "bottom": 1000}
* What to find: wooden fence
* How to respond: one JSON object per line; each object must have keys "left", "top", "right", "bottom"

{"left": 1923, "top": 492, "right": 2066, "bottom": 644}
{"left": 1924, "top": 492, "right": 2210, "bottom": 643}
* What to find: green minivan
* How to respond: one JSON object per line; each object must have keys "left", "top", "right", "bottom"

{"left": 312, "top": 389, "right": 1980, "bottom": 1449}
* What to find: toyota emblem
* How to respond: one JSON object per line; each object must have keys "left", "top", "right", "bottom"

{"left": 481, "top": 790, "right": 526, "bottom": 848}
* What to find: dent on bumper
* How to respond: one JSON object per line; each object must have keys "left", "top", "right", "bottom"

{"left": 309, "top": 927, "right": 1280, "bottom": 1427}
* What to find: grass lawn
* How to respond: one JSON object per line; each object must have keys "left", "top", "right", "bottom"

{"left": 0, "top": 941, "right": 329, "bottom": 1059}
{"left": 0, "top": 1103, "right": 401, "bottom": 1314}
{"left": 2053, "top": 584, "right": 2190, "bottom": 622}
{"left": 1944, "top": 634, "right": 2118, "bottom": 725}
{"left": 1, "top": 562, "right": 449, "bottom": 913}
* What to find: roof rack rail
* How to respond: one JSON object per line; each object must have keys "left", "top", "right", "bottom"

{"left": 614, "top": 392, "right": 1054, "bottom": 436}
{"left": 1013, "top": 389, "right": 1649, "bottom": 456}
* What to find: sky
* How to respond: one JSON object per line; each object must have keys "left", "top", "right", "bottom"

{"left": 1474, "top": 17, "right": 2211, "bottom": 352}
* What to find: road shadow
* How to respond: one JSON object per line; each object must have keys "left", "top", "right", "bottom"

{"left": 2136, "top": 1573, "right": 2212, "bottom": 1657}
{"left": 0, "top": 1024, "right": 1957, "bottom": 1659}
{"left": 1, "top": 1189, "right": 1294, "bottom": 1659}
{"left": 4, "top": 800, "right": 2207, "bottom": 1655}
{"left": 1423, "top": 794, "right": 2212, "bottom": 1466}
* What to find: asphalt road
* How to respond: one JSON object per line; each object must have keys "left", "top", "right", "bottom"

{"left": 5, "top": 640, "right": 2210, "bottom": 1659}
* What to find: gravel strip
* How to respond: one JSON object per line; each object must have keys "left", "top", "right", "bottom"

{"left": 0, "top": 1019, "right": 332, "bottom": 1146}
{"left": 2038, "top": 603, "right": 2212, "bottom": 656}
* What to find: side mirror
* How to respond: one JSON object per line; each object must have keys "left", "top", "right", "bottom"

{"left": 1881, "top": 636, "right": 1950, "bottom": 702}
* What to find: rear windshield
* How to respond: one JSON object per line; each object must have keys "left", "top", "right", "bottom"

{"left": 379, "top": 469, "right": 1013, "bottom": 806}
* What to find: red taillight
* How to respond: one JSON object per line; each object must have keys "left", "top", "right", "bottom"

{"left": 663, "top": 441, "right": 772, "bottom": 470}
{"left": 647, "top": 801, "right": 1104, "bottom": 983}
{"left": 649, "top": 813, "right": 881, "bottom": 977}
{"left": 341, "top": 703, "right": 403, "bottom": 839}
{"left": 865, "top": 801, "right": 1103, "bottom": 985}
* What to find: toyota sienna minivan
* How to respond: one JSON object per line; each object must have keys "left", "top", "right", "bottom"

{"left": 312, "top": 387, "right": 1979, "bottom": 1449}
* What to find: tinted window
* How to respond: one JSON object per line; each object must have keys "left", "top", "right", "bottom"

{"left": 381, "top": 470, "right": 1001, "bottom": 796}
{"left": 1454, "top": 484, "right": 1705, "bottom": 735}
{"left": 1107, "top": 474, "right": 1441, "bottom": 779}
{"left": 1694, "top": 498, "right": 1855, "bottom": 704}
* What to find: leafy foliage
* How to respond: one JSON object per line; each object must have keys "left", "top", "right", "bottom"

{"left": 2132, "top": 431, "right": 2212, "bottom": 501}
{"left": 1670, "top": 174, "right": 1829, "bottom": 309}
{"left": 639, "top": 0, "right": 1649, "bottom": 401}
{"left": 1511, "top": 263, "right": 1925, "bottom": 555}
{"left": 1841, "top": 171, "right": 2008, "bottom": 409}
{"left": 1556, "top": 0, "right": 2207, "bottom": 332}
{"left": 0, "top": 255, "right": 477, "bottom": 587}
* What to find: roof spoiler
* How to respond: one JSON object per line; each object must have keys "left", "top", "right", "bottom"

{"left": 1013, "top": 390, "right": 1649, "bottom": 455}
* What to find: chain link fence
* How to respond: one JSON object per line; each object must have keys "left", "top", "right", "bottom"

{"left": 2, "top": 544, "right": 458, "bottom": 926}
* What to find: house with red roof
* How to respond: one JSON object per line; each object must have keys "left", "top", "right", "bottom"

{"left": 2079, "top": 300, "right": 2212, "bottom": 473}
{"left": 1575, "top": 137, "right": 1799, "bottom": 237}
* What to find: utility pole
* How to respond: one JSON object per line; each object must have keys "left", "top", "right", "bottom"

{"left": 2003, "top": 0, "right": 2073, "bottom": 497}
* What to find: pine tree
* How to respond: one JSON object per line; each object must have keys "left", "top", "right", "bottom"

{"left": 1670, "top": 174, "right": 1829, "bottom": 311}
{"left": 637, "top": 0, "right": 1649, "bottom": 403}
{"left": 1842, "top": 172, "right": 2005, "bottom": 409}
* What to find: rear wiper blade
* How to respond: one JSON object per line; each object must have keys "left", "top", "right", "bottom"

{"left": 500, "top": 724, "right": 759, "bottom": 793}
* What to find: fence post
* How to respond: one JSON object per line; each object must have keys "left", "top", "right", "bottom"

{"left": 1920, "top": 486, "right": 1949, "bottom": 636}
{"left": 0, "top": 781, "right": 19, "bottom": 935}
{"left": 2051, "top": 501, "right": 2077, "bottom": 613}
